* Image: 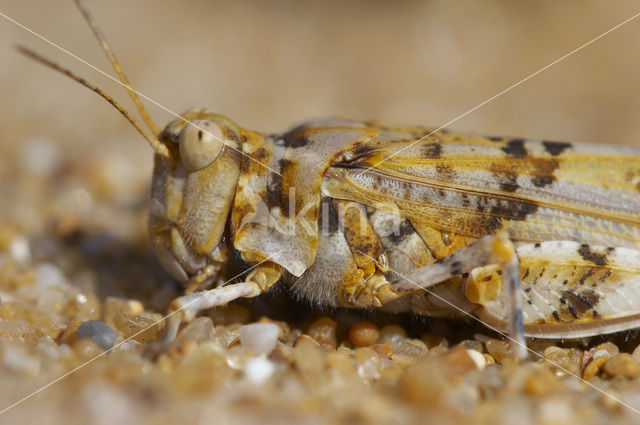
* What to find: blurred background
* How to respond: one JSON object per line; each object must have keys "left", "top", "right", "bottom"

{"left": 1, "top": 0, "right": 640, "bottom": 233}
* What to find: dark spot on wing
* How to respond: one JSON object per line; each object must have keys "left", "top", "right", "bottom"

{"left": 598, "top": 269, "right": 612, "bottom": 282}
{"left": 489, "top": 200, "right": 538, "bottom": 221}
{"left": 577, "top": 268, "right": 595, "bottom": 286}
{"left": 461, "top": 193, "right": 470, "bottom": 208}
{"left": 567, "top": 304, "right": 579, "bottom": 319}
{"left": 542, "top": 141, "right": 572, "bottom": 156}
{"left": 352, "top": 144, "right": 374, "bottom": 158}
{"left": 581, "top": 289, "right": 600, "bottom": 307}
{"left": 531, "top": 175, "right": 556, "bottom": 188}
{"left": 562, "top": 289, "right": 598, "bottom": 316}
{"left": 577, "top": 244, "right": 608, "bottom": 266}
{"left": 474, "top": 215, "right": 503, "bottom": 234}
{"left": 552, "top": 311, "right": 560, "bottom": 321}
{"left": 488, "top": 136, "right": 503, "bottom": 142}
{"left": 532, "top": 158, "right": 560, "bottom": 176}
{"left": 197, "top": 130, "right": 203, "bottom": 140}
{"left": 421, "top": 143, "right": 442, "bottom": 159}
{"left": 501, "top": 139, "right": 527, "bottom": 158}
{"left": 499, "top": 172, "right": 519, "bottom": 192}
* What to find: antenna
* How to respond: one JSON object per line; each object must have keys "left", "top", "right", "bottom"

{"left": 17, "top": 46, "right": 171, "bottom": 158}
{"left": 74, "top": 0, "right": 161, "bottom": 136}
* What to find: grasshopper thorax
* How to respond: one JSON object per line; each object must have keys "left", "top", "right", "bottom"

{"left": 149, "top": 109, "right": 243, "bottom": 284}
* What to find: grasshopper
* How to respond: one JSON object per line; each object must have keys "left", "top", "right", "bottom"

{"left": 20, "top": 1, "right": 640, "bottom": 359}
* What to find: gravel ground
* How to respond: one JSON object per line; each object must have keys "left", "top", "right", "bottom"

{"left": 2, "top": 1, "right": 640, "bottom": 424}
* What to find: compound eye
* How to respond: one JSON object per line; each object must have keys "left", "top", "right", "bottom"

{"left": 178, "top": 120, "right": 225, "bottom": 171}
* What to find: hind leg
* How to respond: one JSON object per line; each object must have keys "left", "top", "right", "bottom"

{"left": 391, "top": 231, "right": 527, "bottom": 360}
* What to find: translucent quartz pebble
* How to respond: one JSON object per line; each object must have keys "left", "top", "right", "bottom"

{"left": 173, "top": 317, "right": 214, "bottom": 347}
{"left": 77, "top": 320, "right": 116, "bottom": 350}
{"left": 35, "top": 263, "right": 70, "bottom": 288}
{"left": 238, "top": 323, "right": 279, "bottom": 355}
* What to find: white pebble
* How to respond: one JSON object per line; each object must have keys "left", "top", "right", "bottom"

{"left": 3, "top": 345, "right": 41, "bottom": 376}
{"left": 466, "top": 349, "right": 487, "bottom": 370}
{"left": 35, "top": 263, "right": 70, "bottom": 288}
{"left": 9, "top": 235, "right": 31, "bottom": 267}
{"left": 244, "top": 355, "right": 275, "bottom": 385}
{"left": 357, "top": 359, "right": 381, "bottom": 381}
{"left": 237, "top": 323, "right": 279, "bottom": 355}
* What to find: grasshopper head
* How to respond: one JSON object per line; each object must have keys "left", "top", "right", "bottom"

{"left": 148, "top": 109, "right": 243, "bottom": 284}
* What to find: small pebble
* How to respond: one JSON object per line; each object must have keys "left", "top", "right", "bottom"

{"left": 258, "top": 317, "right": 290, "bottom": 342}
{"left": 9, "top": 235, "right": 31, "bottom": 267}
{"left": 524, "top": 366, "right": 562, "bottom": 396}
{"left": 102, "top": 297, "right": 144, "bottom": 326}
{"left": 173, "top": 317, "right": 214, "bottom": 348}
{"left": 603, "top": 353, "right": 640, "bottom": 378}
{"left": 113, "top": 314, "right": 160, "bottom": 343}
{"left": 325, "top": 351, "right": 357, "bottom": 377}
{"left": 591, "top": 342, "right": 619, "bottom": 357}
{"left": 457, "top": 339, "right": 483, "bottom": 353}
{"left": 308, "top": 317, "right": 337, "bottom": 347}
{"left": 391, "top": 354, "right": 419, "bottom": 369}
{"left": 370, "top": 343, "right": 392, "bottom": 358}
{"left": 544, "top": 346, "right": 582, "bottom": 377}
{"left": 2, "top": 345, "right": 40, "bottom": 377}
{"left": 355, "top": 347, "right": 381, "bottom": 380}
{"left": 238, "top": 323, "right": 280, "bottom": 355}
{"left": 77, "top": 320, "right": 116, "bottom": 350}
{"left": 583, "top": 353, "right": 610, "bottom": 380}
{"left": 485, "top": 339, "right": 513, "bottom": 364}
{"left": 293, "top": 335, "right": 324, "bottom": 375}
{"left": 466, "top": 349, "right": 486, "bottom": 371}
{"left": 59, "top": 319, "right": 83, "bottom": 346}
{"left": 244, "top": 356, "right": 275, "bottom": 385}
{"left": 294, "top": 334, "right": 320, "bottom": 348}
{"left": 378, "top": 325, "right": 407, "bottom": 345}
{"left": 441, "top": 345, "right": 481, "bottom": 374}
{"left": 349, "top": 321, "right": 380, "bottom": 347}
{"left": 394, "top": 339, "right": 428, "bottom": 358}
